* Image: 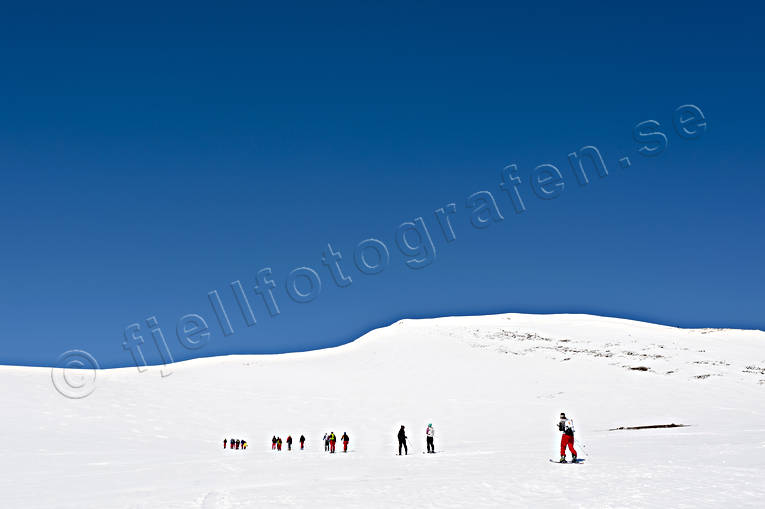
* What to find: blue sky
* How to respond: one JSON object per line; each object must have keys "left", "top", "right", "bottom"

{"left": 1, "top": 1, "right": 763, "bottom": 368}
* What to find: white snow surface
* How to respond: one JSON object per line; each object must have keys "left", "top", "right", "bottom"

{"left": 2, "top": 313, "right": 765, "bottom": 508}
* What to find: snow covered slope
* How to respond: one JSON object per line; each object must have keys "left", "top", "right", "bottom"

{"left": 1, "top": 313, "right": 764, "bottom": 508}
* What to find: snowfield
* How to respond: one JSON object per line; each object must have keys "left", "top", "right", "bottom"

{"left": 2, "top": 313, "right": 764, "bottom": 508}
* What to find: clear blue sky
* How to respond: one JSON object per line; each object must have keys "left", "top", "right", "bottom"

{"left": 1, "top": 1, "right": 763, "bottom": 368}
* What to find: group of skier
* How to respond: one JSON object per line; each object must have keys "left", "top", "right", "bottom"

{"left": 322, "top": 432, "right": 350, "bottom": 453}
{"left": 223, "top": 438, "right": 247, "bottom": 450}
{"left": 219, "top": 425, "right": 434, "bottom": 455}
{"left": 271, "top": 435, "right": 306, "bottom": 451}
{"left": 221, "top": 414, "right": 574, "bottom": 461}
{"left": 396, "top": 423, "right": 435, "bottom": 455}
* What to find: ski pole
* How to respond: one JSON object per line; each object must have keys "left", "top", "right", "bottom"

{"left": 578, "top": 435, "right": 590, "bottom": 458}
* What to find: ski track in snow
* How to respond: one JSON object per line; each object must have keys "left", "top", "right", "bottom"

{"left": 1, "top": 313, "right": 764, "bottom": 508}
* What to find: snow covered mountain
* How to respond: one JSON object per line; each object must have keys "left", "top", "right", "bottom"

{"left": 2, "top": 313, "right": 764, "bottom": 508}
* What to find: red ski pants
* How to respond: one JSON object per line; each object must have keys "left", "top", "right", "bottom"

{"left": 330, "top": 441, "right": 336, "bottom": 453}
{"left": 343, "top": 441, "right": 348, "bottom": 452}
{"left": 560, "top": 435, "right": 577, "bottom": 456}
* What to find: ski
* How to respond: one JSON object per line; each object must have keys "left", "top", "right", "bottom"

{"left": 550, "top": 458, "right": 585, "bottom": 464}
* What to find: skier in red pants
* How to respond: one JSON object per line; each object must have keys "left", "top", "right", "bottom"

{"left": 341, "top": 432, "right": 349, "bottom": 452}
{"left": 329, "top": 432, "right": 336, "bottom": 453}
{"left": 558, "top": 412, "right": 577, "bottom": 462}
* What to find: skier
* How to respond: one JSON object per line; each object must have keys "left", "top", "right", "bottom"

{"left": 230, "top": 437, "right": 235, "bottom": 449}
{"left": 324, "top": 433, "right": 330, "bottom": 452}
{"left": 272, "top": 436, "right": 277, "bottom": 450}
{"left": 329, "top": 432, "right": 337, "bottom": 453}
{"left": 277, "top": 437, "right": 282, "bottom": 451}
{"left": 235, "top": 439, "right": 240, "bottom": 450}
{"left": 223, "top": 438, "right": 227, "bottom": 449}
{"left": 558, "top": 412, "right": 578, "bottom": 462}
{"left": 300, "top": 435, "right": 306, "bottom": 450}
{"left": 426, "top": 423, "right": 435, "bottom": 453}
{"left": 398, "top": 425, "right": 408, "bottom": 455}
{"left": 242, "top": 440, "right": 247, "bottom": 450}
{"left": 341, "top": 432, "right": 349, "bottom": 452}
{"left": 287, "top": 435, "right": 293, "bottom": 451}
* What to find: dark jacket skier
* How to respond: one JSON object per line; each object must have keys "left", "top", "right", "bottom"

{"left": 299, "top": 435, "right": 306, "bottom": 450}
{"left": 287, "top": 435, "right": 293, "bottom": 450}
{"left": 235, "top": 439, "right": 240, "bottom": 450}
{"left": 272, "top": 436, "right": 277, "bottom": 450}
{"left": 223, "top": 438, "right": 227, "bottom": 449}
{"left": 230, "top": 437, "right": 235, "bottom": 449}
{"left": 341, "top": 433, "right": 350, "bottom": 452}
{"left": 398, "top": 425, "right": 408, "bottom": 455}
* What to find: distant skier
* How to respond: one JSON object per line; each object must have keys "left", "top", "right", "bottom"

{"left": 235, "top": 439, "right": 240, "bottom": 450}
{"left": 558, "top": 412, "right": 577, "bottom": 462}
{"left": 223, "top": 438, "right": 227, "bottom": 449}
{"left": 341, "top": 432, "right": 349, "bottom": 452}
{"left": 287, "top": 435, "right": 293, "bottom": 451}
{"left": 324, "top": 433, "right": 330, "bottom": 451}
{"left": 398, "top": 425, "right": 408, "bottom": 455}
{"left": 329, "top": 432, "right": 337, "bottom": 453}
{"left": 277, "top": 437, "right": 283, "bottom": 451}
{"left": 243, "top": 440, "right": 248, "bottom": 450}
{"left": 426, "top": 423, "right": 435, "bottom": 453}
{"left": 300, "top": 435, "right": 306, "bottom": 450}
{"left": 272, "top": 436, "right": 277, "bottom": 450}
{"left": 230, "top": 438, "right": 235, "bottom": 449}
